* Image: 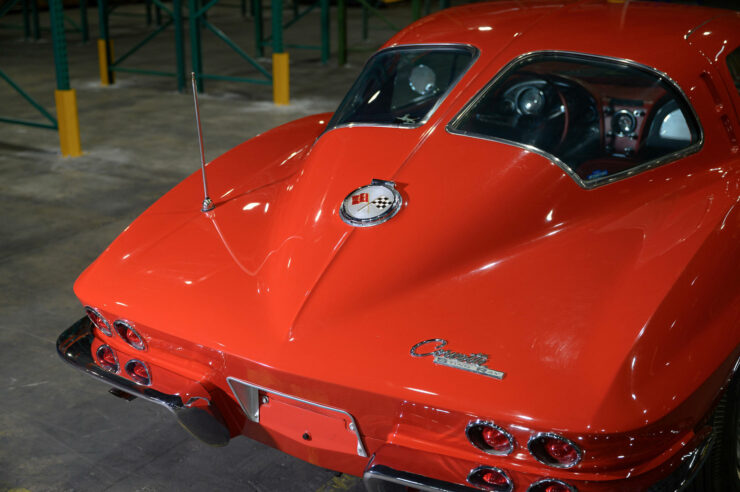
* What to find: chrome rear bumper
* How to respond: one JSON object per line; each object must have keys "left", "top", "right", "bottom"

{"left": 364, "top": 464, "right": 479, "bottom": 492}
{"left": 57, "top": 317, "right": 230, "bottom": 446}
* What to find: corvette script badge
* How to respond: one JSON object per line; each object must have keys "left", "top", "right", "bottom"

{"left": 410, "top": 339, "right": 505, "bottom": 380}
{"left": 340, "top": 179, "right": 402, "bottom": 227}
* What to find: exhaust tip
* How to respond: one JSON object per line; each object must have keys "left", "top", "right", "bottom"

{"left": 108, "top": 387, "right": 137, "bottom": 401}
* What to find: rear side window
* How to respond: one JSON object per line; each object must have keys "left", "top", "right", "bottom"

{"left": 328, "top": 45, "right": 477, "bottom": 129}
{"left": 448, "top": 52, "right": 702, "bottom": 188}
{"left": 727, "top": 46, "right": 740, "bottom": 96}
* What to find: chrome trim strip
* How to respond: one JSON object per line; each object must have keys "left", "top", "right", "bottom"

{"left": 113, "top": 319, "right": 147, "bottom": 351}
{"left": 95, "top": 344, "right": 119, "bottom": 373}
{"left": 125, "top": 359, "right": 152, "bottom": 386}
{"left": 226, "top": 376, "right": 367, "bottom": 457}
{"left": 56, "top": 317, "right": 183, "bottom": 410}
{"left": 446, "top": 50, "right": 705, "bottom": 190}
{"left": 466, "top": 465, "right": 513, "bottom": 492}
{"left": 364, "top": 464, "right": 479, "bottom": 492}
{"left": 323, "top": 43, "right": 480, "bottom": 135}
{"left": 528, "top": 478, "right": 577, "bottom": 492}
{"left": 527, "top": 431, "right": 583, "bottom": 469}
{"left": 465, "top": 419, "right": 515, "bottom": 456}
{"left": 84, "top": 306, "right": 112, "bottom": 336}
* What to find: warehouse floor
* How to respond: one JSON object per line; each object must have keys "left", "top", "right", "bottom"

{"left": 0, "top": 3, "right": 413, "bottom": 490}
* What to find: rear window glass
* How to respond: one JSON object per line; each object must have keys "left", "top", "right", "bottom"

{"left": 448, "top": 53, "right": 702, "bottom": 188}
{"left": 328, "top": 45, "right": 477, "bottom": 129}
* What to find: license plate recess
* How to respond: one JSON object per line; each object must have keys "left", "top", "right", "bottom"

{"left": 226, "top": 377, "right": 367, "bottom": 457}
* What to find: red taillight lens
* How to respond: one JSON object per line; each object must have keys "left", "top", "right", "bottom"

{"left": 95, "top": 345, "right": 118, "bottom": 372}
{"left": 528, "top": 479, "right": 576, "bottom": 492}
{"left": 545, "top": 439, "right": 579, "bottom": 464}
{"left": 528, "top": 433, "right": 582, "bottom": 468}
{"left": 86, "top": 307, "right": 111, "bottom": 336}
{"left": 466, "top": 421, "right": 514, "bottom": 455}
{"left": 467, "top": 466, "right": 512, "bottom": 492}
{"left": 481, "top": 470, "right": 508, "bottom": 486}
{"left": 483, "top": 427, "right": 512, "bottom": 452}
{"left": 125, "top": 328, "right": 142, "bottom": 347}
{"left": 114, "top": 321, "right": 146, "bottom": 350}
{"left": 125, "top": 360, "right": 151, "bottom": 385}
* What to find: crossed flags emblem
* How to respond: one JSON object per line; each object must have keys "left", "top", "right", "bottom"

{"left": 350, "top": 193, "right": 391, "bottom": 211}
{"left": 371, "top": 196, "right": 391, "bottom": 211}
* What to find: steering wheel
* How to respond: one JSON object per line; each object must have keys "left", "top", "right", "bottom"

{"left": 500, "top": 77, "right": 569, "bottom": 150}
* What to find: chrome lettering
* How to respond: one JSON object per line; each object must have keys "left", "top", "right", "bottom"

{"left": 409, "top": 339, "right": 504, "bottom": 380}
{"left": 410, "top": 338, "right": 447, "bottom": 357}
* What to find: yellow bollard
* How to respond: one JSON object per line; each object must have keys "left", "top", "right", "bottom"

{"left": 272, "top": 52, "right": 290, "bottom": 106}
{"left": 97, "top": 39, "right": 115, "bottom": 85}
{"left": 55, "top": 89, "right": 82, "bottom": 157}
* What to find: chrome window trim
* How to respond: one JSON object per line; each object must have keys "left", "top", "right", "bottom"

{"left": 527, "top": 478, "right": 577, "bottom": 492}
{"left": 95, "top": 344, "right": 119, "bottom": 373}
{"left": 226, "top": 376, "right": 367, "bottom": 458}
{"left": 446, "top": 50, "right": 705, "bottom": 190}
{"left": 85, "top": 306, "right": 112, "bottom": 336}
{"left": 465, "top": 419, "right": 515, "bottom": 456}
{"left": 114, "top": 319, "right": 147, "bottom": 351}
{"left": 527, "top": 431, "right": 583, "bottom": 469}
{"left": 125, "top": 359, "right": 152, "bottom": 386}
{"left": 323, "top": 43, "right": 480, "bottom": 135}
{"left": 466, "top": 465, "right": 513, "bottom": 492}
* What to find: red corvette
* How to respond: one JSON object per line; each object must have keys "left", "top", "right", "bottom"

{"left": 58, "top": 1, "right": 740, "bottom": 491}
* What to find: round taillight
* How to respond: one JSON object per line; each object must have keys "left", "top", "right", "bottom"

{"left": 528, "top": 433, "right": 582, "bottom": 468}
{"left": 467, "top": 466, "right": 512, "bottom": 492}
{"left": 466, "top": 420, "right": 514, "bottom": 455}
{"left": 527, "top": 478, "right": 576, "bottom": 492}
{"left": 125, "top": 359, "right": 151, "bottom": 385}
{"left": 114, "top": 321, "right": 146, "bottom": 350}
{"left": 95, "top": 345, "right": 118, "bottom": 372}
{"left": 85, "top": 306, "right": 111, "bottom": 336}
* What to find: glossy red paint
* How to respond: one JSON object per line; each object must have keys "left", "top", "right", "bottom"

{"left": 67, "top": 1, "right": 740, "bottom": 490}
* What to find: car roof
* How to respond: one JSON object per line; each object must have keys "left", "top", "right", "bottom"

{"left": 386, "top": 0, "right": 723, "bottom": 50}
{"left": 383, "top": 0, "right": 736, "bottom": 79}
{"left": 382, "top": 0, "right": 740, "bottom": 143}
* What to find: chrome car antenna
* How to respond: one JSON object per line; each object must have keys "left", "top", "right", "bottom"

{"left": 191, "top": 72, "right": 214, "bottom": 212}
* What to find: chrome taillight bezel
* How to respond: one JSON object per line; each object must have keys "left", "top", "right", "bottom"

{"left": 466, "top": 420, "right": 515, "bottom": 455}
{"left": 466, "top": 466, "right": 513, "bottom": 492}
{"left": 95, "top": 345, "right": 119, "bottom": 372}
{"left": 527, "top": 478, "right": 577, "bottom": 492}
{"left": 125, "top": 359, "right": 151, "bottom": 386}
{"left": 114, "top": 320, "right": 146, "bottom": 351}
{"left": 85, "top": 306, "right": 112, "bottom": 336}
{"left": 527, "top": 432, "right": 583, "bottom": 469}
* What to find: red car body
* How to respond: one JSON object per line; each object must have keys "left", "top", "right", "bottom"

{"left": 58, "top": 1, "right": 740, "bottom": 491}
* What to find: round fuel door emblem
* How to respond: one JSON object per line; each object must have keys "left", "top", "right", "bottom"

{"left": 340, "top": 179, "right": 402, "bottom": 227}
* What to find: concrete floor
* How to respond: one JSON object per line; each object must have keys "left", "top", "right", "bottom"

{"left": 0, "top": 3, "right": 417, "bottom": 490}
